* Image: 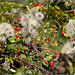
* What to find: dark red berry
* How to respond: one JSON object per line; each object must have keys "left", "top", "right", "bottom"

{"left": 45, "top": 61, "right": 48, "bottom": 64}
{"left": 18, "top": 18, "right": 21, "bottom": 21}
{"left": 57, "top": 8, "right": 60, "bottom": 11}
{"left": 55, "top": 51, "right": 58, "bottom": 55}
{"left": 16, "top": 27, "right": 20, "bottom": 31}
{"left": 16, "top": 34, "right": 19, "bottom": 38}
{"left": 65, "top": 67, "right": 67, "bottom": 69}
{"left": 62, "top": 31, "right": 64, "bottom": 35}
{"left": 17, "top": 49, "right": 20, "bottom": 54}
{"left": 54, "top": 55, "right": 57, "bottom": 58}
{"left": 34, "top": 2, "right": 37, "bottom": 7}
{"left": 48, "top": 38, "right": 51, "bottom": 41}
{"left": 38, "top": 3, "right": 41, "bottom": 6}
{"left": 53, "top": 25, "right": 56, "bottom": 29}
{"left": 53, "top": 31, "right": 55, "bottom": 34}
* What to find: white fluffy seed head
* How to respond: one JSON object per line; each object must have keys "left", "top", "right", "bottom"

{"left": 11, "top": 8, "right": 18, "bottom": 14}
{"left": 61, "top": 41, "right": 75, "bottom": 57}
{"left": 0, "top": 23, "right": 15, "bottom": 40}
{"left": 21, "top": 27, "right": 29, "bottom": 35}
{"left": 25, "top": 13, "right": 34, "bottom": 20}
{"left": 24, "top": 37, "right": 32, "bottom": 43}
{"left": 0, "top": 36, "right": 6, "bottom": 42}
{"left": 30, "top": 9, "right": 38, "bottom": 15}
{"left": 20, "top": 14, "right": 27, "bottom": 27}
{"left": 34, "top": 12, "right": 44, "bottom": 21}
{"left": 64, "top": 2, "right": 71, "bottom": 7}
{"left": 65, "top": 19, "right": 75, "bottom": 37}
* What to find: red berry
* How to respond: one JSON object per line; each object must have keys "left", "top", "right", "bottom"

{"left": 55, "top": 51, "right": 58, "bottom": 55}
{"left": 49, "top": 61, "right": 53, "bottom": 66}
{"left": 34, "top": 2, "right": 37, "bottom": 7}
{"left": 45, "top": 40, "right": 49, "bottom": 42}
{"left": 14, "top": 27, "right": 17, "bottom": 30}
{"left": 50, "top": 61, "right": 53, "bottom": 64}
{"left": 62, "top": 31, "right": 64, "bottom": 35}
{"left": 65, "top": 67, "right": 67, "bottom": 69}
{"left": 53, "top": 25, "right": 56, "bottom": 29}
{"left": 54, "top": 55, "right": 57, "bottom": 58}
{"left": 18, "top": 18, "right": 21, "bottom": 21}
{"left": 48, "top": 38, "right": 51, "bottom": 41}
{"left": 16, "top": 34, "right": 19, "bottom": 38}
{"left": 53, "top": 31, "right": 55, "bottom": 34}
{"left": 73, "top": 12, "right": 75, "bottom": 15}
{"left": 16, "top": 27, "right": 20, "bottom": 31}
{"left": 45, "top": 61, "right": 48, "bottom": 64}
{"left": 38, "top": 3, "right": 41, "bottom": 6}
{"left": 50, "top": 63, "right": 53, "bottom": 66}
{"left": 17, "top": 49, "right": 20, "bottom": 54}
{"left": 57, "top": 8, "right": 60, "bottom": 11}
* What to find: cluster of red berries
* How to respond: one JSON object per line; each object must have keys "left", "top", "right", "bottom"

{"left": 45, "top": 51, "right": 59, "bottom": 66}
{"left": 46, "top": 38, "right": 51, "bottom": 42}
{"left": 14, "top": 27, "right": 20, "bottom": 31}
{"left": 14, "top": 18, "right": 21, "bottom": 38}
{"left": 34, "top": 2, "right": 41, "bottom": 7}
{"left": 53, "top": 25, "right": 65, "bottom": 35}
{"left": 17, "top": 49, "right": 22, "bottom": 54}
{"left": 45, "top": 60, "right": 53, "bottom": 66}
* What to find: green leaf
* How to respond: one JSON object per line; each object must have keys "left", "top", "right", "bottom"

{"left": 25, "top": 70, "right": 32, "bottom": 74}
{"left": 7, "top": 44, "right": 15, "bottom": 50}
{"left": 8, "top": 36, "right": 16, "bottom": 43}
{"left": 9, "top": 69, "right": 16, "bottom": 73}
{"left": 19, "top": 54, "right": 26, "bottom": 58}
{"left": 16, "top": 38, "right": 21, "bottom": 42}
{"left": 67, "top": 59, "right": 74, "bottom": 74}
{"left": 10, "top": 57, "right": 13, "bottom": 64}
{"left": 25, "top": 56, "right": 32, "bottom": 61}
{"left": 45, "top": 55, "right": 53, "bottom": 61}
{"left": 0, "top": 58, "right": 4, "bottom": 60}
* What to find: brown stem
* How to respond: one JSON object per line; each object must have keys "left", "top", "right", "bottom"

{"left": 27, "top": 44, "right": 61, "bottom": 53}
{"left": 16, "top": 54, "right": 51, "bottom": 74}
{"left": 64, "top": 10, "right": 75, "bottom": 12}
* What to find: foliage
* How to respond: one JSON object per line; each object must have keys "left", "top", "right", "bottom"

{"left": 0, "top": 0, "right": 75, "bottom": 74}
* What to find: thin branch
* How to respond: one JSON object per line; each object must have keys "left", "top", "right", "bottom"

{"left": 16, "top": 54, "right": 51, "bottom": 74}
{"left": 64, "top": 9, "right": 75, "bottom": 12}
{"left": 27, "top": 44, "right": 61, "bottom": 53}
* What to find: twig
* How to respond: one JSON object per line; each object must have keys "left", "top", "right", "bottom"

{"left": 64, "top": 9, "right": 75, "bottom": 12}
{"left": 27, "top": 44, "right": 61, "bottom": 53}
{"left": 16, "top": 54, "right": 51, "bottom": 74}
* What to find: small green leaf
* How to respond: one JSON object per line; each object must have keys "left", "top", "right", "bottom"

{"left": 0, "top": 58, "right": 4, "bottom": 60}
{"left": 10, "top": 57, "right": 13, "bottom": 64}
{"left": 20, "top": 54, "right": 26, "bottom": 58}
{"left": 25, "top": 70, "right": 32, "bottom": 74}
{"left": 9, "top": 69, "right": 16, "bottom": 73}
{"left": 45, "top": 55, "right": 53, "bottom": 61}
{"left": 16, "top": 38, "right": 21, "bottom": 42}
{"left": 8, "top": 37, "right": 16, "bottom": 43}
{"left": 7, "top": 44, "right": 15, "bottom": 50}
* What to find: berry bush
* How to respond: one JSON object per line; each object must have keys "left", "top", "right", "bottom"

{"left": 0, "top": 0, "right": 75, "bottom": 74}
